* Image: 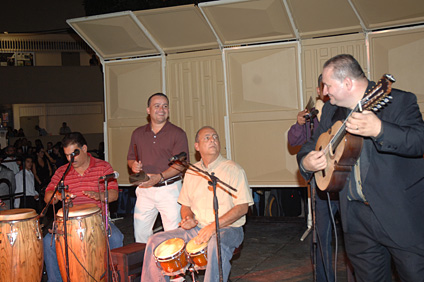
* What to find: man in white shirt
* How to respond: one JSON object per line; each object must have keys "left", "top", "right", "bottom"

{"left": 15, "top": 156, "right": 39, "bottom": 211}
{"left": 3, "top": 146, "right": 20, "bottom": 175}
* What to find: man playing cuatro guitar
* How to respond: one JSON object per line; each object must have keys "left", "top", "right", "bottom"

{"left": 297, "top": 54, "right": 424, "bottom": 281}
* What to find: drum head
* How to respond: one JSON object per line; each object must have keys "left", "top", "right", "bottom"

{"left": 0, "top": 208, "right": 38, "bottom": 221}
{"left": 186, "top": 238, "right": 208, "bottom": 254}
{"left": 154, "top": 238, "right": 185, "bottom": 259}
{"left": 56, "top": 203, "right": 100, "bottom": 218}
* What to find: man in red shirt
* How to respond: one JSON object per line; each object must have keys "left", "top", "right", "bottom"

{"left": 43, "top": 132, "right": 123, "bottom": 282}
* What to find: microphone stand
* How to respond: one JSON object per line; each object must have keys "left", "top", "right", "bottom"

{"left": 40, "top": 156, "right": 75, "bottom": 282}
{"left": 307, "top": 115, "right": 318, "bottom": 282}
{"left": 175, "top": 159, "right": 237, "bottom": 282}
{"left": 103, "top": 179, "right": 111, "bottom": 281}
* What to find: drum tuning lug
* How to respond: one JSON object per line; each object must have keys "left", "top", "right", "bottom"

{"left": 77, "top": 228, "right": 85, "bottom": 241}
{"left": 7, "top": 232, "right": 18, "bottom": 246}
{"left": 34, "top": 219, "right": 42, "bottom": 240}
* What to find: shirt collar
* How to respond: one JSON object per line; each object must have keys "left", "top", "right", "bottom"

{"left": 201, "top": 154, "right": 224, "bottom": 171}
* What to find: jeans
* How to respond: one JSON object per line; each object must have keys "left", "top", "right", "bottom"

{"left": 141, "top": 226, "right": 244, "bottom": 282}
{"left": 44, "top": 221, "right": 124, "bottom": 282}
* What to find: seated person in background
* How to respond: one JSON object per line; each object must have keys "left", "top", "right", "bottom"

{"left": 14, "top": 156, "right": 39, "bottom": 212}
{"left": 59, "top": 122, "right": 71, "bottom": 135}
{"left": 43, "top": 132, "right": 124, "bottom": 282}
{"left": 141, "top": 126, "right": 253, "bottom": 282}
{"left": 0, "top": 163, "right": 16, "bottom": 210}
{"left": 2, "top": 145, "right": 20, "bottom": 175}
{"left": 35, "top": 125, "right": 48, "bottom": 136}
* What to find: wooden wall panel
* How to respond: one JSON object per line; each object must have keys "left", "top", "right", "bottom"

{"left": 301, "top": 33, "right": 367, "bottom": 110}
{"left": 166, "top": 50, "right": 226, "bottom": 161}
{"left": 369, "top": 26, "right": 424, "bottom": 113}
{"left": 225, "top": 43, "right": 302, "bottom": 186}
{"left": 104, "top": 57, "right": 163, "bottom": 184}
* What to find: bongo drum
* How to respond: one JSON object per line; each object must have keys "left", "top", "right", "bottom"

{"left": 186, "top": 238, "right": 208, "bottom": 270}
{"left": 55, "top": 203, "right": 106, "bottom": 282}
{"left": 0, "top": 208, "right": 43, "bottom": 282}
{"left": 154, "top": 238, "right": 188, "bottom": 276}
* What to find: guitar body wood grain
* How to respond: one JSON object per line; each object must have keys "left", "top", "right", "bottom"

{"left": 314, "top": 121, "right": 363, "bottom": 192}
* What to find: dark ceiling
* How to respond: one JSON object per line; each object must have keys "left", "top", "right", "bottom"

{"left": 0, "top": 0, "right": 215, "bottom": 33}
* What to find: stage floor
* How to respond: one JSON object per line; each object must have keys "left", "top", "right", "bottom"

{"left": 112, "top": 215, "right": 353, "bottom": 282}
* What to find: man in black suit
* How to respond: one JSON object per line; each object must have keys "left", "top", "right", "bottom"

{"left": 297, "top": 54, "right": 424, "bottom": 281}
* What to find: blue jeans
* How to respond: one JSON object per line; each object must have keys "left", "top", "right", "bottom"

{"left": 314, "top": 190, "right": 339, "bottom": 282}
{"left": 141, "top": 226, "right": 244, "bottom": 282}
{"left": 44, "top": 221, "right": 123, "bottom": 282}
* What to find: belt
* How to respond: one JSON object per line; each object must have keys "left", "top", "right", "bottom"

{"left": 154, "top": 176, "right": 182, "bottom": 187}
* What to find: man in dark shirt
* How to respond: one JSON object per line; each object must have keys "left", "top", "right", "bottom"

{"left": 127, "top": 93, "right": 189, "bottom": 243}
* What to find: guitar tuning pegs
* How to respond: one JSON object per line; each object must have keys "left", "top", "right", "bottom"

{"left": 387, "top": 96, "right": 393, "bottom": 100}
{"left": 376, "top": 104, "right": 382, "bottom": 109}
{"left": 372, "top": 108, "right": 378, "bottom": 112}
{"left": 384, "top": 98, "right": 390, "bottom": 103}
{"left": 380, "top": 101, "right": 386, "bottom": 106}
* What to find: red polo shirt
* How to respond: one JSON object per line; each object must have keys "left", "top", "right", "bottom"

{"left": 46, "top": 153, "right": 118, "bottom": 208}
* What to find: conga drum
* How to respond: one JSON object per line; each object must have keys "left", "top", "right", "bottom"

{"left": 55, "top": 203, "right": 106, "bottom": 282}
{"left": 186, "top": 238, "right": 208, "bottom": 270}
{"left": 0, "top": 208, "right": 43, "bottom": 282}
{"left": 154, "top": 238, "right": 188, "bottom": 276}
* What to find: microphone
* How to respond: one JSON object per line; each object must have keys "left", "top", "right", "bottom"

{"left": 99, "top": 171, "right": 119, "bottom": 180}
{"left": 169, "top": 152, "right": 187, "bottom": 162}
{"left": 304, "top": 109, "right": 319, "bottom": 120}
{"left": 70, "top": 149, "right": 80, "bottom": 157}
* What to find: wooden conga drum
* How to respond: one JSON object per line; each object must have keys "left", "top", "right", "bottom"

{"left": 0, "top": 208, "right": 43, "bottom": 282}
{"left": 55, "top": 203, "right": 106, "bottom": 282}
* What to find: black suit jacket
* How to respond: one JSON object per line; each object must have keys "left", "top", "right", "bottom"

{"left": 297, "top": 81, "right": 424, "bottom": 248}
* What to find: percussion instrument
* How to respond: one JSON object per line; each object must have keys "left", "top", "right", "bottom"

{"left": 129, "top": 170, "right": 149, "bottom": 186}
{"left": 154, "top": 238, "right": 188, "bottom": 276}
{"left": 55, "top": 203, "right": 106, "bottom": 282}
{"left": 0, "top": 208, "right": 43, "bottom": 282}
{"left": 186, "top": 238, "right": 208, "bottom": 270}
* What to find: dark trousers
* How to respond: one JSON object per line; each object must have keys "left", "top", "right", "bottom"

{"left": 314, "top": 190, "right": 339, "bottom": 282}
{"left": 344, "top": 201, "right": 424, "bottom": 282}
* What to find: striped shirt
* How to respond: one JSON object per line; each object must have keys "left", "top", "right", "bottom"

{"left": 46, "top": 153, "right": 118, "bottom": 208}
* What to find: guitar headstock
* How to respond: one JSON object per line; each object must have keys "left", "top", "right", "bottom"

{"left": 361, "top": 74, "right": 396, "bottom": 111}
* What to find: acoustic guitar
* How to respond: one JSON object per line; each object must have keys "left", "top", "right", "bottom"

{"left": 314, "top": 74, "right": 396, "bottom": 192}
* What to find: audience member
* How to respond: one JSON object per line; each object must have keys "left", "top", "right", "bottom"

{"left": 2, "top": 145, "right": 20, "bottom": 175}
{"left": 0, "top": 163, "right": 16, "bottom": 209}
{"left": 35, "top": 125, "right": 48, "bottom": 136}
{"left": 32, "top": 147, "right": 52, "bottom": 196}
{"left": 59, "top": 122, "right": 71, "bottom": 135}
{"left": 14, "top": 156, "right": 39, "bottom": 212}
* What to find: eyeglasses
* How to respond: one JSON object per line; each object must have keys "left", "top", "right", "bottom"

{"left": 201, "top": 134, "right": 219, "bottom": 142}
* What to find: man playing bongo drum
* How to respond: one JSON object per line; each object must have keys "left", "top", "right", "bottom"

{"left": 43, "top": 132, "right": 124, "bottom": 281}
{"left": 141, "top": 126, "right": 253, "bottom": 282}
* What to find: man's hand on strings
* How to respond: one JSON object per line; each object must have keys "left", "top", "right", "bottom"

{"left": 302, "top": 151, "right": 327, "bottom": 172}
{"left": 346, "top": 111, "right": 382, "bottom": 138}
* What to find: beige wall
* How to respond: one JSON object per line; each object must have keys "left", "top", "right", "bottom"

{"left": 13, "top": 102, "right": 105, "bottom": 135}
{"left": 104, "top": 57, "right": 163, "bottom": 182}
{"left": 102, "top": 27, "right": 424, "bottom": 186}
{"left": 166, "top": 50, "right": 227, "bottom": 161}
